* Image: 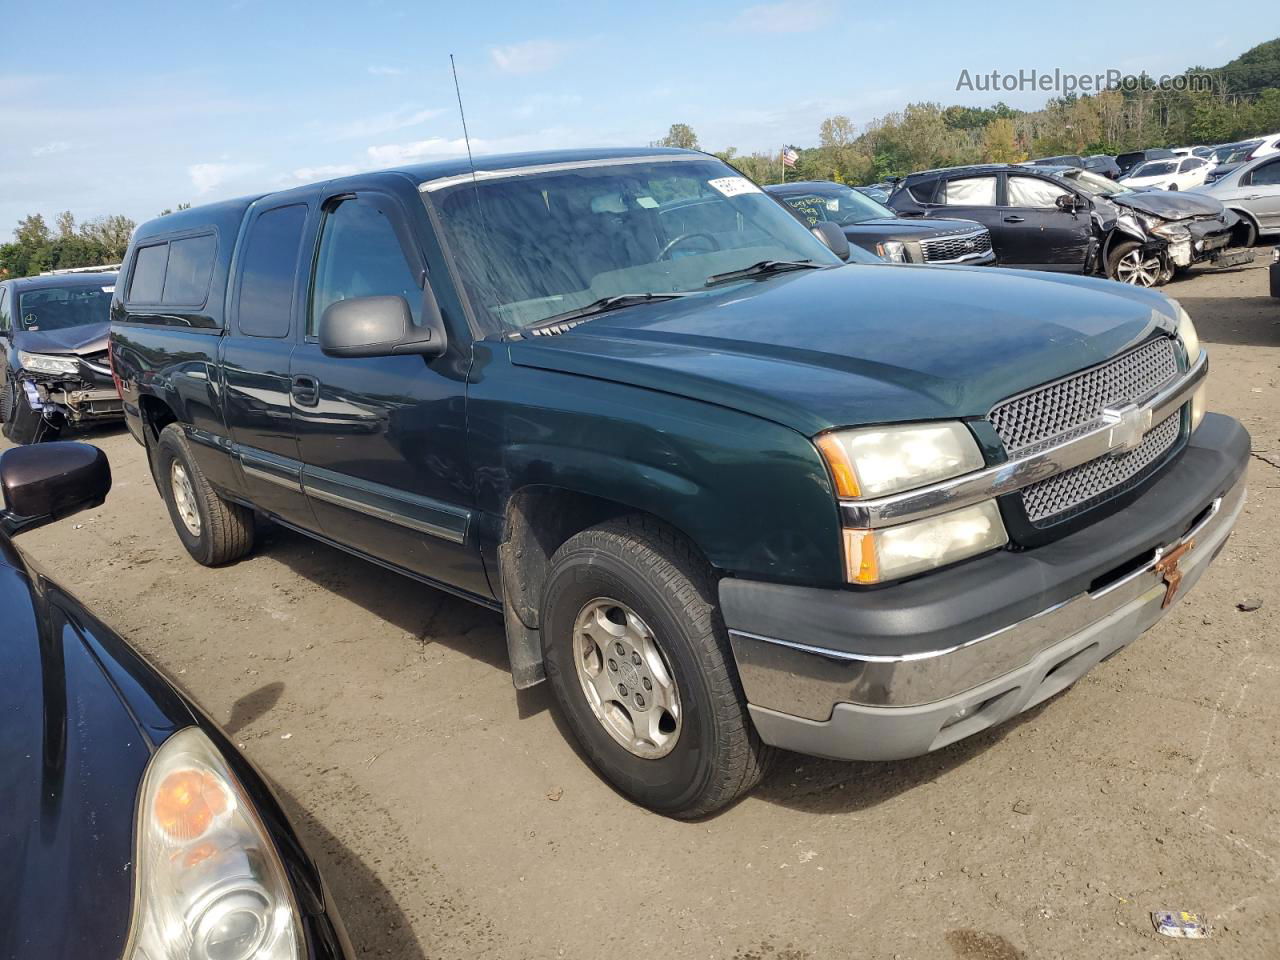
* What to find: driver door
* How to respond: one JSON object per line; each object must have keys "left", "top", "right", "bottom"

{"left": 997, "top": 175, "right": 1093, "bottom": 271}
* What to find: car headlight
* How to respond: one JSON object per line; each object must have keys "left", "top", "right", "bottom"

{"left": 1151, "top": 222, "right": 1190, "bottom": 241}
{"left": 125, "top": 727, "right": 301, "bottom": 960}
{"left": 1168, "top": 300, "right": 1206, "bottom": 432}
{"left": 875, "top": 240, "right": 908, "bottom": 263}
{"left": 815, "top": 421, "right": 985, "bottom": 499}
{"left": 842, "top": 501, "right": 1008, "bottom": 583}
{"left": 18, "top": 350, "right": 80, "bottom": 375}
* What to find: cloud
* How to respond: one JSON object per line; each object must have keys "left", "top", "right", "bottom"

{"left": 335, "top": 105, "right": 443, "bottom": 140}
{"left": 731, "top": 1, "right": 834, "bottom": 33}
{"left": 489, "top": 40, "right": 567, "bottom": 75}
{"left": 287, "top": 163, "right": 364, "bottom": 183}
{"left": 365, "top": 127, "right": 583, "bottom": 167}
{"left": 512, "top": 92, "right": 583, "bottom": 119}
{"left": 367, "top": 65, "right": 405, "bottom": 76}
{"left": 32, "top": 140, "right": 71, "bottom": 156}
{"left": 188, "top": 161, "right": 260, "bottom": 194}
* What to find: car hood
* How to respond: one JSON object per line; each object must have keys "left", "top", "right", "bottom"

{"left": 840, "top": 217, "right": 984, "bottom": 241}
{"left": 0, "top": 544, "right": 194, "bottom": 960}
{"left": 507, "top": 263, "right": 1177, "bottom": 436}
{"left": 1111, "top": 190, "right": 1225, "bottom": 221}
{"left": 12, "top": 322, "right": 109, "bottom": 356}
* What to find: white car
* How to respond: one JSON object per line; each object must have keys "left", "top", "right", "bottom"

{"left": 1249, "top": 132, "right": 1280, "bottom": 160}
{"left": 1119, "top": 156, "right": 1211, "bottom": 191}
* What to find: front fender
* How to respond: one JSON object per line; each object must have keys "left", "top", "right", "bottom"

{"left": 466, "top": 344, "right": 845, "bottom": 587}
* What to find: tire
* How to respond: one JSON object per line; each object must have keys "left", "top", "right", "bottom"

{"left": 156, "top": 423, "right": 255, "bottom": 565}
{"left": 540, "top": 516, "right": 772, "bottom": 818}
{"left": 0, "top": 379, "right": 12, "bottom": 424}
{"left": 1234, "top": 217, "right": 1258, "bottom": 249}
{"left": 1, "top": 380, "right": 59, "bottom": 444}
{"left": 1107, "top": 241, "right": 1161, "bottom": 287}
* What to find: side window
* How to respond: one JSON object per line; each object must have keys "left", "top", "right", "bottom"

{"left": 128, "top": 243, "right": 169, "bottom": 303}
{"left": 237, "top": 205, "right": 308, "bottom": 338}
{"left": 1251, "top": 160, "right": 1280, "bottom": 186}
{"left": 1179, "top": 158, "right": 1198, "bottom": 173}
{"left": 1007, "top": 176, "right": 1068, "bottom": 208}
{"left": 309, "top": 197, "right": 421, "bottom": 336}
{"left": 0, "top": 284, "right": 9, "bottom": 332}
{"left": 941, "top": 176, "right": 997, "bottom": 206}
{"left": 906, "top": 177, "right": 939, "bottom": 204}
{"left": 161, "top": 234, "right": 217, "bottom": 305}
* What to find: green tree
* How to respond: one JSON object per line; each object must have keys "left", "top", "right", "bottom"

{"left": 657, "top": 123, "right": 699, "bottom": 150}
{"left": 981, "top": 117, "right": 1024, "bottom": 162}
{"left": 56, "top": 210, "right": 76, "bottom": 238}
{"left": 14, "top": 213, "right": 50, "bottom": 247}
{"left": 79, "top": 214, "right": 136, "bottom": 261}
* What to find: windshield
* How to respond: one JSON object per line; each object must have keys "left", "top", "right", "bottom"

{"left": 17, "top": 284, "right": 113, "bottom": 332}
{"left": 1060, "top": 168, "right": 1131, "bottom": 197}
{"left": 775, "top": 184, "right": 896, "bottom": 226}
{"left": 1128, "top": 161, "right": 1176, "bottom": 178}
{"left": 427, "top": 156, "right": 858, "bottom": 332}
{"left": 1214, "top": 142, "right": 1256, "bottom": 162}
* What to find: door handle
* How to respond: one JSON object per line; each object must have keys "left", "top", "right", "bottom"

{"left": 291, "top": 375, "right": 320, "bottom": 407}
{"left": 1003, "top": 215, "right": 1025, "bottom": 223}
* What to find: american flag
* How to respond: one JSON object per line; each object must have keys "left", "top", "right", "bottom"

{"left": 782, "top": 147, "right": 799, "bottom": 168}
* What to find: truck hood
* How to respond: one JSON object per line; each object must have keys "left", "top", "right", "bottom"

{"left": 13, "top": 322, "right": 110, "bottom": 356}
{"left": 1111, "top": 189, "right": 1225, "bottom": 221}
{"left": 507, "top": 263, "right": 1177, "bottom": 436}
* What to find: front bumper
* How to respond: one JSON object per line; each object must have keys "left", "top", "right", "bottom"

{"left": 722, "top": 413, "right": 1249, "bottom": 762}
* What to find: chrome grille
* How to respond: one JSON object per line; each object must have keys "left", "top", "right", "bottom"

{"left": 990, "top": 339, "right": 1178, "bottom": 454}
{"left": 919, "top": 230, "right": 992, "bottom": 262}
{"left": 1020, "top": 413, "right": 1180, "bottom": 524}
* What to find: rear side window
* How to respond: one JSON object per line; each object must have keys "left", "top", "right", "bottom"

{"left": 941, "top": 176, "right": 997, "bottom": 206}
{"left": 906, "top": 177, "right": 939, "bottom": 204}
{"left": 129, "top": 244, "right": 169, "bottom": 303}
{"left": 237, "top": 205, "right": 308, "bottom": 338}
{"left": 1252, "top": 160, "right": 1280, "bottom": 186}
{"left": 161, "top": 234, "right": 217, "bottom": 305}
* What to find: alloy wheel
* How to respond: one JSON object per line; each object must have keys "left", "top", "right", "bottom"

{"left": 1115, "top": 249, "right": 1162, "bottom": 287}
{"left": 170, "top": 461, "right": 202, "bottom": 537}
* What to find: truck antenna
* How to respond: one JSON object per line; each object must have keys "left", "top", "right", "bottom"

{"left": 450, "top": 54, "right": 479, "bottom": 186}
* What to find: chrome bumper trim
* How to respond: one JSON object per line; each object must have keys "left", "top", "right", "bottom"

{"left": 732, "top": 476, "right": 1243, "bottom": 718}
{"left": 840, "top": 349, "right": 1207, "bottom": 529}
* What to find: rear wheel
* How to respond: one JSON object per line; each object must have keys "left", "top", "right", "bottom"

{"left": 156, "top": 424, "right": 255, "bottom": 565}
{"left": 1108, "top": 241, "right": 1162, "bottom": 287}
{"left": 540, "top": 516, "right": 772, "bottom": 818}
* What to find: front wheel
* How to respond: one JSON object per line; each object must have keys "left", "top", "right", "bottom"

{"left": 1108, "top": 241, "right": 1162, "bottom": 287}
{"left": 541, "top": 517, "right": 772, "bottom": 818}
{"left": 156, "top": 424, "right": 255, "bottom": 565}
{"left": 1, "top": 380, "right": 60, "bottom": 444}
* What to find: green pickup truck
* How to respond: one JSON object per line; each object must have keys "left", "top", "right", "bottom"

{"left": 109, "top": 148, "right": 1249, "bottom": 817}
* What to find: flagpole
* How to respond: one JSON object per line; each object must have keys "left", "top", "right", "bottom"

{"left": 781, "top": 146, "right": 786, "bottom": 184}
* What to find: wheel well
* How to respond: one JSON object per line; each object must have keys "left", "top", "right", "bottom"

{"left": 138, "top": 394, "right": 178, "bottom": 442}
{"left": 1228, "top": 208, "right": 1259, "bottom": 244}
{"left": 497, "top": 486, "right": 709, "bottom": 689}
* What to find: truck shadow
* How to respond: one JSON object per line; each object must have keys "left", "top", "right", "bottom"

{"left": 752, "top": 700, "right": 1056, "bottom": 816}
{"left": 258, "top": 522, "right": 513, "bottom": 673}
{"left": 272, "top": 783, "right": 428, "bottom": 960}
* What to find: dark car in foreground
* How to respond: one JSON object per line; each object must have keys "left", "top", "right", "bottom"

{"left": 0, "top": 442, "right": 352, "bottom": 959}
{"left": 766, "top": 180, "right": 995, "bottom": 265}
{"left": 887, "top": 163, "right": 1246, "bottom": 285}
{"left": 111, "top": 147, "right": 1247, "bottom": 818}
{"left": 0, "top": 272, "right": 123, "bottom": 444}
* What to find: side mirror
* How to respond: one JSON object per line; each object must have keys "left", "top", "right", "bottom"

{"left": 1056, "top": 193, "right": 1085, "bottom": 214}
{"left": 810, "top": 221, "right": 851, "bottom": 261}
{"left": 0, "top": 442, "right": 111, "bottom": 536}
{"left": 319, "top": 289, "right": 447, "bottom": 360}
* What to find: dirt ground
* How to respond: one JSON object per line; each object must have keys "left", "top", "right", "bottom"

{"left": 9, "top": 257, "right": 1280, "bottom": 960}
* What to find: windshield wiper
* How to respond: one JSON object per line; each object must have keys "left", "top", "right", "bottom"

{"left": 703, "top": 259, "right": 822, "bottom": 287}
{"left": 521, "top": 293, "right": 690, "bottom": 336}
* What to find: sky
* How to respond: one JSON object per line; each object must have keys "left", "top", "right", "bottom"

{"left": 2, "top": 0, "right": 1276, "bottom": 235}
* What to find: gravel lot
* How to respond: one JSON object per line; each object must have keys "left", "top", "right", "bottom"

{"left": 9, "top": 258, "right": 1279, "bottom": 960}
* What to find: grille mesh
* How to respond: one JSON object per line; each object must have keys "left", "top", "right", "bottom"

{"left": 919, "top": 231, "right": 993, "bottom": 262}
{"left": 990, "top": 339, "right": 1178, "bottom": 454}
{"left": 1020, "top": 413, "right": 1180, "bottom": 524}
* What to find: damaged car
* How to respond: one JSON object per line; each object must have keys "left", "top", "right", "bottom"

{"left": 0, "top": 272, "right": 123, "bottom": 444}
{"left": 887, "top": 163, "right": 1247, "bottom": 287}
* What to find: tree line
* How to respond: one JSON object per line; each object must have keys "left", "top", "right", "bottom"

{"left": 0, "top": 203, "right": 191, "bottom": 279}
{"left": 660, "top": 37, "right": 1280, "bottom": 187}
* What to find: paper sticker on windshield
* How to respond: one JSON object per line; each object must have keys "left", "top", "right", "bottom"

{"left": 101, "top": 285, "right": 115, "bottom": 293}
{"left": 707, "top": 176, "right": 761, "bottom": 198}
{"left": 636, "top": 196, "right": 658, "bottom": 209}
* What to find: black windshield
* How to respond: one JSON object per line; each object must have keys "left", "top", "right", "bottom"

{"left": 17, "top": 284, "right": 113, "bottom": 332}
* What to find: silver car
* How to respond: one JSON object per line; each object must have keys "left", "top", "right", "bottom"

{"left": 1189, "top": 153, "right": 1280, "bottom": 246}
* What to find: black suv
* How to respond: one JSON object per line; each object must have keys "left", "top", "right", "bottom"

{"left": 765, "top": 180, "right": 995, "bottom": 266}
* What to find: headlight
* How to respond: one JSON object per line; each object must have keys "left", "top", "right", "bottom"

{"left": 815, "top": 421, "right": 984, "bottom": 499}
{"left": 18, "top": 350, "right": 80, "bottom": 375}
{"left": 1151, "top": 222, "right": 1190, "bottom": 240}
{"left": 843, "top": 501, "right": 1008, "bottom": 583}
{"left": 875, "top": 240, "right": 908, "bottom": 263}
{"left": 126, "top": 727, "right": 301, "bottom": 960}
{"left": 1168, "top": 301, "right": 1206, "bottom": 431}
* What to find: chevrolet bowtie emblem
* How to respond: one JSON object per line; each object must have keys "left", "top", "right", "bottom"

{"left": 1102, "top": 404, "right": 1153, "bottom": 455}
